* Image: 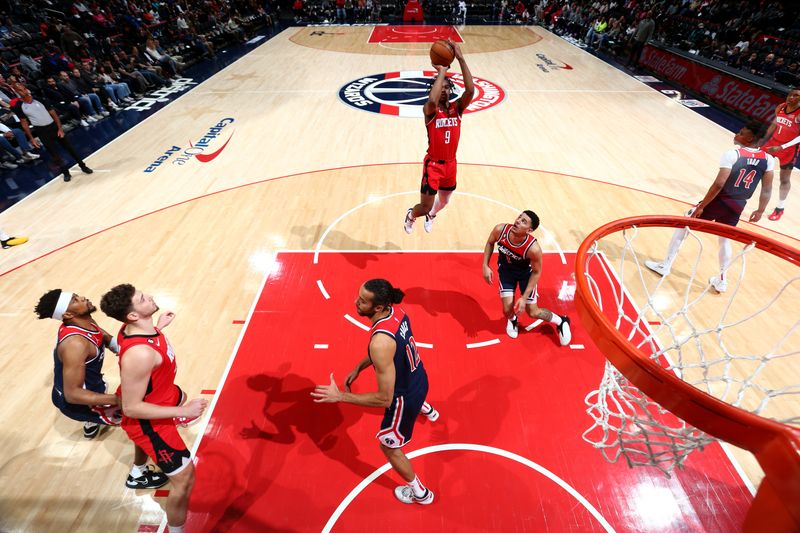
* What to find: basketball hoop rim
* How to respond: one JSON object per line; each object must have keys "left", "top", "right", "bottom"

{"left": 575, "top": 215, "right": 800, "bottom": 525}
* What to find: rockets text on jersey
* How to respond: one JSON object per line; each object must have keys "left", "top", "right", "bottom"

{"left": 425, "top": 102, "right": 461, "bottom": 161}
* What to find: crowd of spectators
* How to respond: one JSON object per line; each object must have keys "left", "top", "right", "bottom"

{"left": 290, "top": 0, "right": 800, "bottom": 88}
{"left": 532, "top": 1, "right": 800, "bottom": 86}
{"left": 0, "top": 0, "right": 278, "bottom": 175}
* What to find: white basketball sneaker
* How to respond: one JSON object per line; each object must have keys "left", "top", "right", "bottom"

{"left": 709, "top": 276, "right": 728, "bottom": 293}
{"left": 423, "top": 213, "right": 435, "bottom": 233}
{"left": 421, "top": 404, "right": 439, "bottom": 422}
{"left": 403, "top": 209, "right": 415, "bottom": 234}
{"left": 645, "top": 260, "right": 670, "bottom": 277}
{"left": 506, "top": 318, "right": 518, "bottom": 339}
{"left": 394, "top": 485, "right": 434, "bottom": 505}
{"left": 557, "top": 315, "right": 572, "bottom": 346}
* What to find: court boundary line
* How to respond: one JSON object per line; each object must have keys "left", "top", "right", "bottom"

{"left": 4, "top": 161, "right": 796, "bottom": 279}
{"left": 155, "top": 250, "right": 279, "bottom": 533}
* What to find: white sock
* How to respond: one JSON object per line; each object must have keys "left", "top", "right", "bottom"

{"left": 421, "top": 402, "right": 433, "bottom": 415}
{"left": 549, "top": 314, "right": 563, "bottom": 327}
{"left": 408, "top": 475, "right": 427, "bottom": 498}
{"left": 777, "top": 200, "right": 785, "bottom": 209}
{"left": 168, "top": 525, "right": 185, "bottom": 533}
{"left": 718, "top": 237, "right": 732, "bottom": 276}
{"left": 663, "top": 227, "right": 689, "bottom": 268}
{"left": 130, "top": 463, "right": 146, "bottom": 478}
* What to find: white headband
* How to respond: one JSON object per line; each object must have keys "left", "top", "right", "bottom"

{"left": 52, "top": 291, "right": 74, "bottom": 321}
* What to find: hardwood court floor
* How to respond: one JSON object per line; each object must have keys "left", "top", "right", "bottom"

{"left": 0, "top": 25, "right": 797, "bottom": 532}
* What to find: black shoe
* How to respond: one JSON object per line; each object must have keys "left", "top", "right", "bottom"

{"left": 125, "top": 465, "right": 169, "bottom": 489}
{"left": 63, "top": 170, "right": 71, "bottom": 182}
{"left": 79, "top": 164, "right": 93, "bottom": 174}
{"left": 83, "top": 422, "right": 102, "bottom": 439}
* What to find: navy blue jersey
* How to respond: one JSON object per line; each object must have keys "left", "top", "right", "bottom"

{"left": 369, "top": 307, "right": 428, "bottom": 397}
{"left": 52, "top": 321, "right": 107, "bottom": 407}
{"left": 718, "top": 148, "right": 770, "bottom": 208}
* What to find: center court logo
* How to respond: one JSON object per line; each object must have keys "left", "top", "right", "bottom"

{"left": 338, "top": 71, "right": 505, "bottom": 117}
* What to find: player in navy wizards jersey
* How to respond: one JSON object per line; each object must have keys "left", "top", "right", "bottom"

{"left": 35, "top": 289, "right": 123, "bottom": 439}
{"left": 483, "top": 210, "right": 572, "bottom": 345}
{"left": 312, "top": 279, "right": 438, "bottom": 505}
{"left": 646, "top": 120, "right": 774, "bottom": 293}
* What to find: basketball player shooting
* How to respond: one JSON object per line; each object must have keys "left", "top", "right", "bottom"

{"left": 404, "top": 40, "right": 474, "bottom": 234}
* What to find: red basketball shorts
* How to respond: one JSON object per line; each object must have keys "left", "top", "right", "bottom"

{"left": 421, "top": 155, "right": 457, "bottom": 194}
{"left": 763, "top": 140, "right": 799, "bottom": 168}
{"left": 122, "top": 418, "right": 192, "bottom": 475}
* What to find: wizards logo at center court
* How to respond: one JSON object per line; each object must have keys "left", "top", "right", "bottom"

{"left": 339, "top": 71, "right": 505, "bottom": 118}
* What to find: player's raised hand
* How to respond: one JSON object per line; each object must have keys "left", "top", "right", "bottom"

{"left": 311, "top": 373, "right": 343, "bottom": 403}
{"left": 450, "top": 40, "right": 463, "bottom": 60}
{"left": 157, "top": 311, "right": 176, "bottom": 329}
{"left": 482, "top": 264, "right": 493, "bottom": 285}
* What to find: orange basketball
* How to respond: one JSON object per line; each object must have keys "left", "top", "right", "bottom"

{"left": 429, "top": 40, "right": 455, "bottom": 67}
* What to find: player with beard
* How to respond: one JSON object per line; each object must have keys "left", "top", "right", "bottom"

{"left": 35, "top": 289, "right": 169, "bottom": 489}
{"left": 100, "top": 284, "right": 207, "bottom": 533}
{"left": 312, "top": 279, "right": 439, "bottom": 505}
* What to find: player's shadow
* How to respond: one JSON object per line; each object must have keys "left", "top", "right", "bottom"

{"left": 241, "top": 371, "right": 394, "bottom": 490}
{"left": 289, "top": 224, "right": 401, "bottom": 263}
{"left": 403, "top": 286, "right": 503, "bottom": 337}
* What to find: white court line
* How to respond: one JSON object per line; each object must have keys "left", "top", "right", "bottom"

{"left": 344, "top": 313, "right": 370, "bottom": 331}
{"left": 377, "top": 42, "right": 433, "bottom": 51}
{"left": 570, "top": 344, "right": 585, "bottom": 349}
{"left": 525, "top": 319, "right": 543, "bottom": 331}
{"left": 321, "top": 443, "right": 616, "bottom": 533}
{"left": 314, "top": 344, "right": 329, "bottom": 349}
{"left": 466, "top": 338, "right": 500, "bottom": 349}
{"left": 317, "top": 279, "right": 331, "bottom": 299}
{"left": 416, "top": 342, "right": 433, "bottom": 349}
{"left": 155, "top": 251, "right": 278, "bottom": 533}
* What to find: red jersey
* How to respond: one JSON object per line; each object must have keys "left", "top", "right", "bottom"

{"left": 769, "top": 103, "right": 800, "bottom": 144}
{"left": 426, "top": 102, "right": 461, "bottom": 162}
{"left": 117, "top": 326, "right": 180, "bottom": 416}
{"left": 496, "top": 224, "right": 537, "bottom": 272}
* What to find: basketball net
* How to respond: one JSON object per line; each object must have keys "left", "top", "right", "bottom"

{"left": 578, "top": 219, "right": 800, "bottom": 476}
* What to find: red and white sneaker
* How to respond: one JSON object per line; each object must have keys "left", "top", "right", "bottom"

{"left": 174, "top": 414, "right": 201, "bottom": 427}
{"left": 394, "top": 485, "right": 434, "bottom": 505}
{"left": 768, "top": 208, "right": 784, "bottom": 221}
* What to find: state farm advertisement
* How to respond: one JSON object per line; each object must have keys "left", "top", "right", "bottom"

{"left": 640, "top": 45, "right": 784, "bottom": 121}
